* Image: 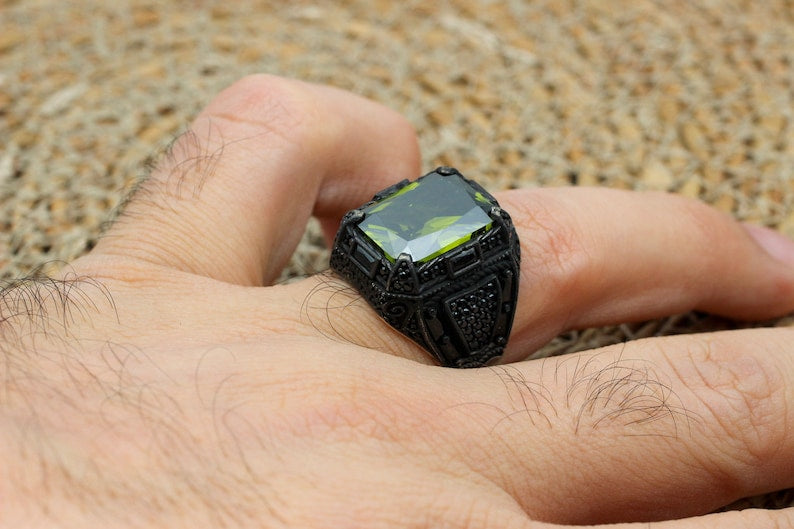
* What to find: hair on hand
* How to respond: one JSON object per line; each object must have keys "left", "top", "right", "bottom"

{"left": 105, "top": 123, "right": 225, "bottom": 232}
{"left": 0, "top": 263, "right": 117, "bottom": 343}
{"left": 557, "top": 346, "right": 700, "bottom": 438}
{"left": 299, "top": 269, "right": 371, "bottom": 347}
{"left": 105, "top": 121, "right": 274, "bottom": 238}
{"left": 467, "top": 346, "right": 699, "bottom": 440}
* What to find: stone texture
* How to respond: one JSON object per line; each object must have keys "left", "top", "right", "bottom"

{"left": 359, "top": 173, "right": 492, "bottom": 262}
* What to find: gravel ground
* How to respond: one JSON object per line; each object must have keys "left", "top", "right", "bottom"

{"left": 1, "top": 0, "right": 793, "bottom": 511}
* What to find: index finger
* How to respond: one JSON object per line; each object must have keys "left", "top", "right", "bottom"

{"left": 80, "top": 75, "right": 421, "bottom": 286}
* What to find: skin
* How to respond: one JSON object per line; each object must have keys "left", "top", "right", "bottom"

{"left": 2, "top": 74, "right": 794, "bottom": 528}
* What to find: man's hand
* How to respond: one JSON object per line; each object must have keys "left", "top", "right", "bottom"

{"left": 3, "top": 75, "right": 794, "bottom": 528}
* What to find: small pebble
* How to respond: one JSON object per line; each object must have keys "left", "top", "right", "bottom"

{"left": 640, "top": 159, "right": 675, "bottom": 191}
{"left": 679, "top": 177, "right": 701, "bottom": 199}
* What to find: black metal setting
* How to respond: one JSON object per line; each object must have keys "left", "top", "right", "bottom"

{"left": 330, "top": 167, "right": 520, "bottom": 368}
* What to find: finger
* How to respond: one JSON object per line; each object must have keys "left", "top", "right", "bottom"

{"left": 439, "top": 328, "right": 794, "bottom": 524}
{"left": 86, "top": 74, "right": 420, "bottom": 286}
{"left": 499, "top": 187, "right": 794, "bottom": 361}
{"left": 283, "top": 187, "right": 794, "bottom": 364}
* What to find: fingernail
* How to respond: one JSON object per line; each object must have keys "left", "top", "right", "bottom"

{"left": 743, "top": 223, "right": 794, "bottom": 267}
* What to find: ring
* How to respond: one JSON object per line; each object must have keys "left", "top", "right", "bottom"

{"left": 330, "top": 166, "right": 520, "bottom": 368}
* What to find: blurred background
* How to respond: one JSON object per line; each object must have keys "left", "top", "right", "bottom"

{"left": 1, "top": 0, "right": 793, "bottom": 508}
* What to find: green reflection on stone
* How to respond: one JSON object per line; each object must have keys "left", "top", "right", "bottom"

{"left": 359, "top": 172, "right": 493, "bottom": 262}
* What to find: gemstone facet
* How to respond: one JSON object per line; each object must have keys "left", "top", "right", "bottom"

{"left": 358, "top": 172, "right": 493, "bottom": 262}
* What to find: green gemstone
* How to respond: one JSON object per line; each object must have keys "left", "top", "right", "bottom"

{"left": 358, "top": 172, "right": 493, "bottom": 263}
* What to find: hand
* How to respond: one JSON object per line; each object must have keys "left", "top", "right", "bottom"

{"left": 3, "top": 75, "right": 794, "bottom": 528}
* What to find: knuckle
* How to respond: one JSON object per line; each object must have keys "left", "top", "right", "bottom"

{"left": 270, "top": 360, "right": 423, "bottom": 446}
{"left": 671, "top": 336, "right": 788, "bottom": 469}
{"left": 127, "top": 74, "right": 330, "bottom": 207}
{"left": 509, "top": 191, "right": 591, "bottom": 301}
{"left": 665, "top": 193, "right": 736, "bottom": 270}
{"left": 214, "top": 74, "right": 330, "bottom": 152}
{"left": 665, "top": 193, "right": 723, "bottom": 239}
{"left": 223, "top": 74, "right": 315, "bottom": 124}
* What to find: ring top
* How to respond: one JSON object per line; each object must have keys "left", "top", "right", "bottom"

{"left": 331, "top": 167, "right": 520, "bottom": 368}
{"left": 358, "top": 170, "right": 494, "bottom": 263}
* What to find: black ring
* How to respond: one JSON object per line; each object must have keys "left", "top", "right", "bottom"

{"left": 330, "top": 167, "right": 520, "bottom": 368}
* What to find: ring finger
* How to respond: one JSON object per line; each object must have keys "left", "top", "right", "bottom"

{"left": 285, "top": 186, "right": 794, "bottom": 363}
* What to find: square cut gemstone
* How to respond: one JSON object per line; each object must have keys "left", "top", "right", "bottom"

{"left": 358, "top": 172, "right": 493, "bottom": 263}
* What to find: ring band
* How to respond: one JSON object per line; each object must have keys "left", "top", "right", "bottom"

{"left": 330, "top": 167, "right": 520, "bottom": 368}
